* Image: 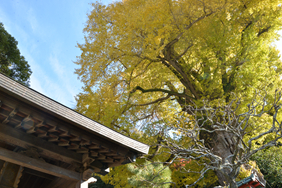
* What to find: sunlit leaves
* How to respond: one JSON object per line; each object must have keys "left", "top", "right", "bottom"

{"left": 75, "top": 0, "right": 282, "bottom": 186}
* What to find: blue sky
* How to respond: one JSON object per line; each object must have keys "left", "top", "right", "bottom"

{"left": 0, "top": 1, "right": 281, "bottom": 109}
{"left": 0, "top": 0, "right": 112, "bottom": 108}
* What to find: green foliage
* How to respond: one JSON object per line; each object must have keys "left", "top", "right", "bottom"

{"left": 100, "top": 164, "right": 134, "bottom": 188}
{"left": 0, "top": 22, "right": 31, "bottom": 86}
{"left": 127, "top": 160, "right": 172, "bottom": 188}
{"left": 98, "top": 160, "right": 172, "bottom": 188}
{"left": 252, "top": 147, "right": 282, "bottom": 188}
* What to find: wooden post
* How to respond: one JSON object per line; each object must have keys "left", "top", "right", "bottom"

{"left": 0, "top": 161, "right": 23, "bottom": 188}
{"left": 0, "top": 147, "right": 80, "bottom": 181}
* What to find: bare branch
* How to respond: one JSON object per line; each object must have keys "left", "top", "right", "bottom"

{"left": 144, "top": 90, "right": 282, "bottom": 187}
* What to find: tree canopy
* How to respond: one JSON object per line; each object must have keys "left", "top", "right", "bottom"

{"left": 0, "top": 22, "right": 31, "bottom": 86}
{"left": 75, "top": 0, "right": 282, "bottom": 186}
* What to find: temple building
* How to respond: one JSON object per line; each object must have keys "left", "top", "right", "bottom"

{"left": 0, "top": 73, "right": 149, "bottom": 188}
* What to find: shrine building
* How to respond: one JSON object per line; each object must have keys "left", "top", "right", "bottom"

{"left": 0, "top": 73, "right": 149, "bottom": 188}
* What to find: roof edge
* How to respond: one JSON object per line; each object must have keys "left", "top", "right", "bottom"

{"left": 0, "top": 73, "right": 149, "bottom": 154}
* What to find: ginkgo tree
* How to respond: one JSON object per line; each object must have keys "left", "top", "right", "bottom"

{"left": 75, "top": 0, "right": 282, "bottom": 187}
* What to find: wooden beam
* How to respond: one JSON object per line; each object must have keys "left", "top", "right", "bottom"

{"left": 68, "top": 144, "right": 79, "bottom": 150}
{"left": 88, "top": 166, "right": 101, "bottom": 173}
{"left": 90, "top": 160, "right": 107, "bottom": 170}
{"left": 26, "top": 126, "right": 39, "bottom": 134}
{"left": 0, "top": 93, "right": 136, "bottom": 158}
{"left": 38, "top": 132, "right": 48, "bottom": 138}
{"left": 88, "top": 144, "right": 100, "bottom": 150}
{"left": 108, "top": 159, "right": 126, "bottom": 168}
{"left": 35, "top": 121, "right": 45, "bottom": 127}
{"left": 0, "top": 92, "right": 147, "bottom": 156}
{"left": 80, "top": 140, "right": 91, "bottom": 146}
{"left": 82, "top": 169, "right": 94, "bottom": 181}
{"left": 58, "top": 141, "right": 70, "bottom": 147}
{"left": 113, "top": 156, "right": 126, "bottom": 159}
{"left": 0, "top": 161, "right": 23, "bottom": 187}
{"left": 101, "top": 157, "right": 114, "bottom": 163}
{"left": 48, "top": 126, "right": 59, "bottom": 132}
{"left": 0, "top": 147, "right": 81, "bottom": 180}
{"left": 70, "top": 136, "right": 81, "bottom": 142}
{"left": 105, "top": 152, "right": 118, "bottom": 157}
{"left": 2, "top": 108, "right": 17, "bottom": 124}
{"left": 98, "top": 148, "right": 111, "bottom": 153}
{"left": 97, "top": 155, "right": 106, "bottom": 160}
{"left": 13, "top": 165, "right": 23, "bottom": 187}
{"left": 24, "top": 168, "right": 56, "bottom": 180}
{"left": 0, "top": 123, "right": 81, "bottom": 164}
{"left": 48, "top": 134, "right": 59, "bottom": 142}
{"left": 90, "top": 151, "right": 98, "bottom": 157}
{"left": 76, "top": 148, "right": 89, "bottom": 154}
{"left": 59, "top": 131, "right": 70, "bottom": 137}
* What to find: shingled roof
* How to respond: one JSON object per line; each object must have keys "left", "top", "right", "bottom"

{"left": 0, "top": 72, "right": 149, "bottom": 156}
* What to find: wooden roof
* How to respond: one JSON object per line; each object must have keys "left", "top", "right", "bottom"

{"left": 0, "top": 73, "right": 149, "bottom": 174}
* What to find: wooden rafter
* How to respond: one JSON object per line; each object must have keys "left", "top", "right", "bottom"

{"left": 0, "top": 73, "right": 149, "bottom": 155}
{"left": 0, "top": 147, "right": 80, "bottom": 180}
{"left": 0, "top": 123, "right": 81, "bottom": 164}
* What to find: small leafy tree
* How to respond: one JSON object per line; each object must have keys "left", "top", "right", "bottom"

{"left": 0, "top": 22, "right": 31, "bottom": 86}
{"left": 99, "top": 165, "right": 133, "bottom": 188}
{"left": 127, "top": 160, "right": 172, "bottom": 188}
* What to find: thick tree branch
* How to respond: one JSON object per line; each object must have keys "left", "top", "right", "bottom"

{"left": 174, "top": 43, "right": 193, "bottom": 60}
{"left": 167, "top": 58, "right": 200, "bottom": 99}
{"left": 130, "top": 86, "right": 191, "bottom": 98}
{"left": 132, "top": 95, "right": 171, "bottom": 107}
{"left": 257, "top": 26, "right": 271, "bottom": 37}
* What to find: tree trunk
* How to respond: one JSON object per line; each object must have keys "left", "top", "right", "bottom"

{"left": 201, "top": 129, "right": 237, "bottom": 187}
{"left": 214, "top": 131, "right": 236, "bottom": 186}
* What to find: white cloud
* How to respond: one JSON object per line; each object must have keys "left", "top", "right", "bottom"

{"left": 49, "top": 55, "right": 65, "bottom": 79}
{"left": 27, "top": 8, "right": 39, "bottom": 34}
{"left": 49, "top": 53, "right": 79, "bottom": 106}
